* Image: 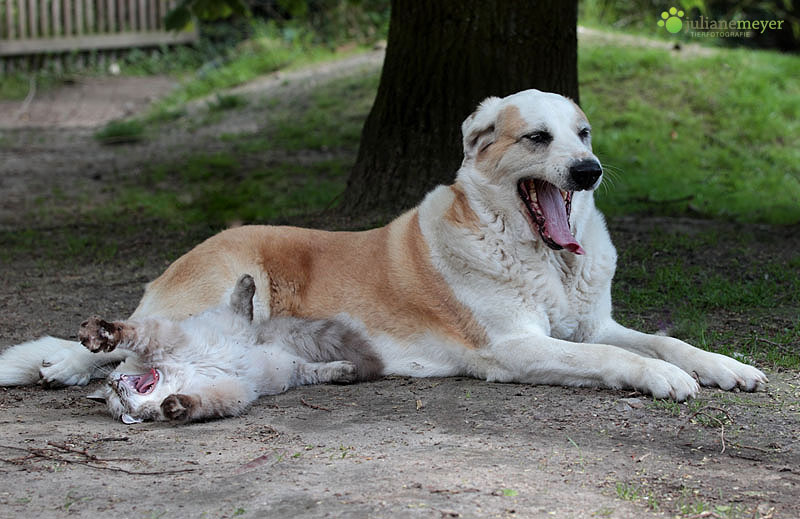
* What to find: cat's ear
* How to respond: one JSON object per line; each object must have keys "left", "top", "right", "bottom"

{"left": 86, "top": 389, "right": 107, "bottom": 404}
{"left": 121, "top": 413, "right": 143, "bottom": 424}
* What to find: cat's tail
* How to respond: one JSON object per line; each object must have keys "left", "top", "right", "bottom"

{"left": 0, "top": 337, "right": 128, "bottom": 387}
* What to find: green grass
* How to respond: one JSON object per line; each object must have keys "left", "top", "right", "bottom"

{"left": 580, "top": 43, "right": 800, "bottom": 224}
{"left": 153, "top": 31, "right": 800, "bottom": 225}
{"left": 227, "top": 73, "right": 379, "bottom": 153}
{"left": 612, "top": 227, "right": 800, "bottom": 368}
{"left": 0, "top": 74, "right": 38, "bottom": 101}
{"left": 144, "top": 23, "right": 355, "bottom": 122}
{"left": 108, "top": 156, "right": 350, "bottom": 227}
{"left": 207, "top": 93, "right": 248, "bottom": 112}
{"left": 87, "top": 73, "right": 379, "bottom": 230}
{"left": 615, "top": 482, "right": 660, "bottom": 511}
{"left": 94, "top": 119, "right": 146, "bottom": 144}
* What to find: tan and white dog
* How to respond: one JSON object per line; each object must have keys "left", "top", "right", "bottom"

{"left": 0, "top": 89, "right": 767, "bottom": 400}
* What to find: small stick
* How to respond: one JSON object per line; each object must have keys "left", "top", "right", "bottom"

{"left": 756, "top": 337, "right": 795, "bottom": 355}
{"left": 47, "top": 441, "right": 140, "bottom": 462}
{"left": 0, "top": 444, "right": 197, "bottom": 476}
{"left": 732, "top": 443, "right": 776, "bottom": 454}
{"left": 675, "top": 406, "right": 732, "bottom": 454}
{"left": 300, "top": 398, "right": 331, "bottom": 412}
{"left": 686, "top": 511, "right": 721, "bottom": 518}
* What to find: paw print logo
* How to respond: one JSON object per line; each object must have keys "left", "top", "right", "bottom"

{"left": 658, "top": 7, "right": 685, "bottom": 33}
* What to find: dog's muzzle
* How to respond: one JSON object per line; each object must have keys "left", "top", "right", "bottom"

{"left": 568, "top": 159, "right": 603, "bottom": 191}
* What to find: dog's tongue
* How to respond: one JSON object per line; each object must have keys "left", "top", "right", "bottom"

{"left": 535, "top": 180, "right": 584, "bottom": 255}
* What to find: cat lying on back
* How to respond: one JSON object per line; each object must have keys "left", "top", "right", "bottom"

{"left": 78, "top": 274, "right": 382, "bottom": 424}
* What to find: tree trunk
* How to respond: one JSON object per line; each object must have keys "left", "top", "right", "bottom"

{"left": 341, "top": 0, "right": 579, "bottom": 216}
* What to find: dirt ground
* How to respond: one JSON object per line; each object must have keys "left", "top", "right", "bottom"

{"left": 0, "top": 55, "right": 798, "bottom": 519}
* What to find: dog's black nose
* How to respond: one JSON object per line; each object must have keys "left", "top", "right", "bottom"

{"left": 568, "top": 159, "right": 602, "bottom": 191}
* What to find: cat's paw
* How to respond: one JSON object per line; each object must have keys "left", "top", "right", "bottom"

{"left": 78, "top": 317, "right": 121, "bottom": 352}
{"left": 161, "top": 394, "right": 198, "bottom": 422}
{"left": 327, "top": 361, "right": 358, "bottom": 384}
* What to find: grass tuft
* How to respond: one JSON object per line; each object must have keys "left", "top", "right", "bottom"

{"left": 208, "top": 93, "right": 248, "bottom": 112}
{"left": 94, "top": 119, "right": 146, "bottom": 145}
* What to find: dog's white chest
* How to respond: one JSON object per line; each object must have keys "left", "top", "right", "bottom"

{"left": 537, "top": 241, "right": 617, "bottom": 341}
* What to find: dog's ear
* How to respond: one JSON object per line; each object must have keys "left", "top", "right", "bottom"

{"left": 462, "top": 96, "right": 502, "bottom": 160}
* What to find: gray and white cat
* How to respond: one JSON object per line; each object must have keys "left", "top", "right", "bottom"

{"left": 77, "top": 274, "right": 382, "bottom": 424}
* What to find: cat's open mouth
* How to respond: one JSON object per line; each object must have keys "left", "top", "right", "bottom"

{"left": 118, "top": 368, "right": 160, "bottom": 395}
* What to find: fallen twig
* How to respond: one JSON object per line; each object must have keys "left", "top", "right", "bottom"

{"left": 0, "top": 443, "right": 197, "bottom": 476}
{"left": 47, "top": 441, "right": 141, "bottom": 462}
{"left": 686, "top": 511, "right": 722, "bottom": 518}
{"left": 235, "top": 450, "right": 289, "bottom": 475}
{"left": 428, "top": 487, "right": 481, "bottom": 495}
{"left": 301, "top": 398, "right": 331, "bottom": 412}
{"left": 731, "top": 443, "right": 778, "bottom": 454}
{"left": 756, "top": 337, "right": 795, "bottom": 355}
{"left": 675, "top": 406, "right": 733, "bottom": 454}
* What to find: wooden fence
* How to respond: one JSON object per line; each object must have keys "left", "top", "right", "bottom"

{"left": 0, "top": 0, "right": 197, "bottom": 70}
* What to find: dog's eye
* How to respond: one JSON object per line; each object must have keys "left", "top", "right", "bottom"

{"left": 578, "top": 128, "right": 591, "bottom": 140}
{"left": 525, "top": 131, "right": 552, "bottom": 145}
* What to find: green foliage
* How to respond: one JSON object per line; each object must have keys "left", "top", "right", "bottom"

{"left": 165, "top": 0, "right": 250, "bottom": 30}
{"left": 283, "top": 0, "right": 391, "bottom": 44}
{"left": 164, "top": 0, "right": 390, "bottom": 45}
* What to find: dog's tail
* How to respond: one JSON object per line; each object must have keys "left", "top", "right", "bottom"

{"left": 0, "top": 337, "right": 124, "bottom": 387}
{"left": 0, "top": 337, "right": 77, "bottom": 385}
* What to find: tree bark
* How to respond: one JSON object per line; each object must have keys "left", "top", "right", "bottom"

{"left": 341, "top": 0, "right": 579, "bottom": 216}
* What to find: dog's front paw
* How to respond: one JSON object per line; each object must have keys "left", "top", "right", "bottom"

{"left": 684, "top": 350, "right": 768, "bottom": 392}
{"left": 79, "top": 317, "right": 121, "bottom": 352}
{"left": 161, "top": 394, "right": 198, "bottom": 422}
{"left": 630, "top": 358, "right": 699, "bottom": 401}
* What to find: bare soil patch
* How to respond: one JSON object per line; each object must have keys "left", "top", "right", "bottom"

{"left": 1, "top": 59, "right": 798, "bottom": 518}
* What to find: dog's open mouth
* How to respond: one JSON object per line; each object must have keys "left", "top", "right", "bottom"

{"left": 118, "top": 368, "right": 160, "bottom": 395}
{"left": 518, "top": 179, "right": 585, "bottom": 255}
